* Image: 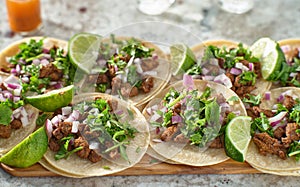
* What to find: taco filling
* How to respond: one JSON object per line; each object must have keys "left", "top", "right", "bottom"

{"left": 2, "top": 38, "right": 75, "bottom": 95}
{"left": 276, "top": 44, "right": 300, "bottom": 87}
{"left": 83, "top": 36, "right": 159, "bottom": 98}
{"left": 147, "top": 75, "right": 238, "bottom": 149}
{"left": 248, "top": 89, "right": 300, "bottom": 160}
{"left": 0, "top": 75, "right": 30, "bottom": 139}
{"left": 188, "top": 44, "right": 263, "bottom": 97}
{"left": 46, "top": 97, "right": 137, "bottom": 163}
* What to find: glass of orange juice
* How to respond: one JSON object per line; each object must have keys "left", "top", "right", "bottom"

{"left": 6, "top": 0, "right": 42, "bottom": 35}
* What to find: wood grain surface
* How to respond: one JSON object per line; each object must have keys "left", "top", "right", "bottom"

{"left": 0, "top": 154, "right": 260, "bottom": 177}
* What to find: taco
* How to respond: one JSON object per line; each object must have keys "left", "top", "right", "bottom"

{"left": 269, "top": 38, "right": 300, "bottom": 88}
{"left": 0, "top": 37, "right": 75, "bottom": 96}
{"left": 143, "top": 77, "right": 247, "bottom": 166}
{"left": 80, "top": 35, "right": 171, "bottom": 108}
{"left": 246, "top": 87, "right": 300, "bottom": 174}
{"left": 0, "top": 74, "right": 39, "bottom": 155}
{"left": 42, "top": 93, "right": 149, "bottom": 177}
{"left": 175, "top": 40, "right": 271, "bottom": 98}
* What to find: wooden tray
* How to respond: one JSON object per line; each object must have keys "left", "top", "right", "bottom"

{"left": 0, "top": 154, "right": 260, "bottom": 177}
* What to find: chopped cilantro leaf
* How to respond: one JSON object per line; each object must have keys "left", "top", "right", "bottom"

{"left": 0, "top": 103, "right": 12, "bottom": 126}
{"left": 238, "top": 71, "right": 257, "bottom": 85}
{"left": 242, "top": 94, "right": 262, "bottom": 106}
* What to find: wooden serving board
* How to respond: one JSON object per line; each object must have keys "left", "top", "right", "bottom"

{"left": 0, "top": 154, "right": 260, "bottom": 177}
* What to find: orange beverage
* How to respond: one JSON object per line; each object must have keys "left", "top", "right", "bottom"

{"left": 6, "top": 0, "right": 42, "bottom": 33}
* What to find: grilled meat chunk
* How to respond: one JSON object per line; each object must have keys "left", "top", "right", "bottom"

{"left": 0, "top": 125, "right": 12, "bottom": 138}
{"left": 282, "top": 123, "right": 300, "bottom": 148}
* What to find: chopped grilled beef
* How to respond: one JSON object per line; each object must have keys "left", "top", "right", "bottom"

{"left": 0, "top": 125, "right": 12, "bottom": 138}
{"left": 174, "top": 133, "right": 189, "bottom": 143}
{"left": 225, "top": 70, "right": 235, "bottom": 83}
{"left": 48, "top": 137, "right": 60, "bottom": 152}
{"left": 107, "top": 99, "right": 118, "bottom": 111}
{"left": 96, "top": 74, "right": 109, "bottom": 84}
{"left": 282, "top": 95, "right": 296, "bottom": 110}
{"left": 173, "top": 102, "right": 181, "bottom": 115}
{"left": 216, "top": 93, "right": 227, "bottom": 104}
{"left": 253, "top": 132, "right": 287, "bottom": 159}
{"left": 246, "top": 106, "right": 274, "bottom": 119}
{"left": 10, "top": 119, "right": 22, "bottom": 129}
{"left": 111, "top": 77, "right": 122, "bottom": 95}
{"left": 39, "top": 63, "right": 63, "bottom": 81}
{"left": 129, "top": 86, "right": 139, "bottom": 97}
{"left": 58, "top": 122, "right": 72, "bottom": 136}
{"left": 209, "top": 136, "right": 224, "bottom": 148}
{"left": 88, "top": 150, "right": 102, "bottom": 163}
{"left": 141, "top": 59, "right": 159, "bottom": 72}
{"left": 120, "top": 83, "right": 139, "bottom": 97}
{"left": 161, "top": 124, "right": 180, "bottom": 142}
{"left": 282, "top": 123, "right": 300, "bottom": 148}
{"left": 141, "top": 76, "right": 154, "bottom": 93}
{"left": 0, "top": 83, "right": 7, "bottom": 91}
{"left": 107, "top": 64, "right": 116, "bottom": 78}
{"left": 74, "top": 136, "right": 91, "bottom": 159}
{"left": 52, "top": 128, "right": 64, "bottom": 140}
{"left": 273, "top": 127, "right": 285, "bottom": 140}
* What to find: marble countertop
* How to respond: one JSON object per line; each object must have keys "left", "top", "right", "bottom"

{"left": 1, "top": 0, "right": 300, "bottom": 186}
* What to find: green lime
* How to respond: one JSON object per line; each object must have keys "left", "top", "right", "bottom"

{"left": 68, "top": 33, "right": 102, "bottom": 74}
{"left": 224, "top": 116, "right": 252, "bottom": 162}
{"left": 170, "top": 44, "right": 196, "bottom": 75}
{"left": 25, "top": 85, "right": 74, "bottom": 112}
{"left": 0, "top": 126, "right": 48, "bottom": 168}
{"left": 249, "top": 37, "right": 284, "bottom": 80}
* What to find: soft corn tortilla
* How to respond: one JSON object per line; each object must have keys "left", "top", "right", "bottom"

{"left": 186, "top": 40, "right": 272, "bottom": 96}
{"left": 246, "top": 87, "right": 300, "bottom": 172}
{"left": 101, "top": 37, "right": 171, "bottom": 108}
{"left": 0, "top": 105, "right": 39, "bottom": 155}
{"left": 43, "top": 93, "right": 150, "bottom": 177}
{"left": 143, "top": 79, "right": 247, "bottom": 166}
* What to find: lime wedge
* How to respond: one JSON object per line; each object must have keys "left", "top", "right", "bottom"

{"left": 249, "top": 37, "right": 284, "bottom": 80}
{"left": 170, "top": 44, "right": 196, "bottom": 75}
{"left": 0, "top": 126, "right": 48, "bottom": 168}
{"left": 25, "top": 85, "right": 74, "bottom": 112}
{"left": 68, "top": 33, "right": 102, "bottom": 74}
{"left": 224, "top": 116, "right": 252, "bottom": 162}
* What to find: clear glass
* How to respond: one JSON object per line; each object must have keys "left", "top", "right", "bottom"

{"left": 218, "top": 0, "right": 254, "bottom": 14}
{"left": 6, "top": 0, "right": 42, "bottom": 35}
{"left": 138, "top": 0, "right": 175, "bottom": 15}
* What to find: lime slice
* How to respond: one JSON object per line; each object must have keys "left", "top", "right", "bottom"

{"left": 170, "top": 44, "right": 196, "bottom": 75}
{"left": 249, "top": 37, "right": 284, "bottom": 80}
{"left": 0, "top": 126, "right": 48, "bottom": 168}
{"left": 224, "top": 116, "right": 252, "bottom": 162}
{"left": 25, "top": 85, "right": 74, "bottom": 112}
{"left": 68, "top": 33, "right": 102, "bottom": 74}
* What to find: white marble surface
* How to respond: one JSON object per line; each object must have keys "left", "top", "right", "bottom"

{"left": 1, "top": 0, "right": 300, "bottom": 186}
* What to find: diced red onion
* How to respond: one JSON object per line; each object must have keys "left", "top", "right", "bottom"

{"left": 202, "top": 75, "right": 215, "bottom": 81}
{"left": 191, "top": 75, "right": 201, "bottom": 79}
{"left": 269, "top": 111, "right": 288, "bottom": 127}
{"left": 272, "top": 121, "right": 287, "bottom": 130}
{"left": 152, "top": 54, "right": 158, "bottom": 61}
{"left": 70, "top": 110, "right": 80, "bottom": 120}
{"left": 183, "top": 74, "right": 194, "bottom": 90}
{"left": 45, "top": 119, "right": 53, "bottom": 140}
{"left": 213, "top": 73, "right": 232, "bottom": 88}
{"left": 210, "top": 59, "right": 219, "bottom": 66}
{"left": 13, "top": 107, "right": 21, "bottom": 119}
{"left": 151, "top": 104, "right": 158, "bottom": 111}
{"left": 146, "top": 107, "right": 153, "bottom": 115}
{"left": 32, "top": 59, "right": 40, "bottom": 65}
{"left": 43, "top": 54, "right": 51, "bottom": 59}
{"left": 280, "top": 45, "right": 291, "bottom": 53}
{"left": 71, "top": 121, "right": 80, "bottom": 133}
{"left": 201, "top": 67, "right": 209, "bottom": 75}
{"left": 115, "top": 110, "right": 124, "bottom": 116}
{"left": 290, "top": 72, "right": 298, "bottom": 77}
{"left": 15, "top": 64, "right": 21, "bottom": 73}
{"left": 114, "top": 65, "right": 118, "bottom": 72}
{"left": 64, "top": 117, "right": 74, "bottom": 123}
{"left": 13, "top": 96, "right": 20, "bottom": 102}
{"left": 89, "top": 141, "right": 100, "bottom": 150}
{"left": 249, "top": 63, "right": 254, "bottom": 71}
{"left": 21, "top": 77, "right": 29, "bottom": 83}
{"left": 150, "top": 112, "right": 161, "bottom": 122}
{"left": 230, "top": 68, "right": 242, "bottom": 75}
{"left": 4, "top": 75, "right": 20, "bottom": 84}
{"left": 152, "top": 138, "right": 163, "bottom": 143}
{"left": 18, "top": 59, "right": 26, "bottom": 64}
{"left": 7, "top": 83, "right": 20, "bottom": 90}
{"left": 0, "top": 94, "right": 5, "bottom": 102}
{"left": 233, "top": 110, "right": 241, "bottom": 116}
{"left": 220, "top": 102, "right": 231, "bottom": 112}
{"left": 21, "top": 116, "right": 29, "bottom": 126}
{"left": 3, "top": 91, "right": 13, "bottom": 99}
{"left": 42, "top": 48, "right": 50, "bottom": 54}
{"left": 49, "top": 81, "right": 58, "bottom": 86}
{"left": 13, "top": 88, "right": 22, "bottom": 96}
{"left": 235, "top": 62, "right": 249, "bottom": 71}
{"left": 51, "top": 116, "right": 60, "bottom": 125}
{"left": 127, "top": 56, "right": 134, "bottom": 67}
{"left": 264, "top": 91, "right": 271, "bottom": 100}
{"left": 135, "top": 63, "right": 143, "bottom": 74}
{"left": 54, "top": 82, "right": 63, "bottom": 89}
{"left": 172, "top": 115, "right": 182, "bottom": 123}
{"left": 10, "top": 69, "right": 17, "bottom": 75}
{"left": 277, "top": 94, "right": 284, "bottom": 102}
{"left": 40, "top": 59, "right": 49, "bottom": 66}
{"left": 134, "top": 58, "right": 141, "bottom": 64}
{"left": 62, "top": 106, "right": 72, "bottom": 116}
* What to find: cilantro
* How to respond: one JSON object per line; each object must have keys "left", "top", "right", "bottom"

{"left": 161, "top": 110, "right": 173, "bottom": 127}
{"left": 276, "top": 104, "right": 288, "bottom": 113}
{"left": 127, "top": 65, "right": 139, "bottom": 85}
{"left": 103, "top": 166, "right": 111, "bottom": 170}
{"left": 55, "top": 135, "right": 83, "bottom": 160}
{"left": 288, "top": 141, "right": 300, "bottom": 161}
{"left": 0, "top": 103, "right": 12, "bottom": 126}
{"left": 238, "top": 71, "right": 257, "bottom": 85}
{"left": 289, "top": 103, "right": 300, "bottom": 124}
{"left": 186, "top": 63, "right": 202, "bottom": 75}
{"left": 36, "top": 113, "right": 53, "bottom": 126}
{"left": 250, "top": 113, "right": 273, "bottom": 136}
{"left": 122, "top": 39, "right": 154, "bottom": 58}
{"left": 163, "top": 88, "right": 180, "bottom": 103}
{"left": 96, "top": 83, "right": 108, "bottom": 93}
{"left": 200, "top": 87, "right": 211, "bottom": 99}
{"left": 242, "top": 94, "right": 262, "bottom": 106}
{"left": 227, "top": 96, "right": 239, "bottom": 102}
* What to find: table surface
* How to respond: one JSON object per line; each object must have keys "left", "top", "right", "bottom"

{"left": 1, "top": 0, "right": 300, "bottom": 186}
